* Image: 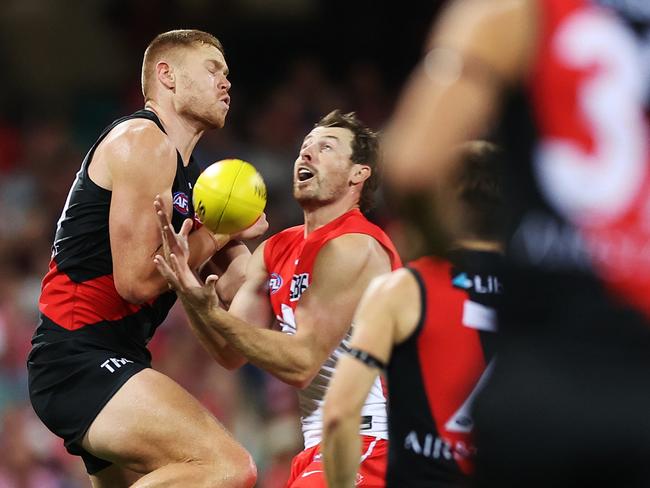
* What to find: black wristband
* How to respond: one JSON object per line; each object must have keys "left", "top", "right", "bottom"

{"left": 347, "top": 347, "right": 386, "bottom": 370}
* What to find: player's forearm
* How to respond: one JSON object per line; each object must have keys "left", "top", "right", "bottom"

{"left": 201, "top": 307, "right": 315, "bottom": 387}
{"left": 151, "top": 228, "right": 229, "bottom": 298}
{"left": 323, "top": 356, "right": 377, "bottom": 487}
{"left": 187, "top": 226, "right": 231, "bottom": 269}
{"left": 119, "top": 227, "right": 229, "bottom": 304}
{"left": 179, "top": 295, "right": 247, "bottom": 370}
{"left": 206, "top": 243, "right": 250, "bottom": 306}
{"left": 323, "top": 415, "right": 362, "bottom": 488}
{"left": 383, "top": 61, "right": 496, "bottom": 192}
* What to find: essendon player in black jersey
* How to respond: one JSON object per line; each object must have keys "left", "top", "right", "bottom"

{"left": 27, "top": 30, "right": 264, "bottom": 487}
{"left": 383, "top": 0, "right": 650, "bottom": 486}
{"left": 322, "top": 141, "right": 503, "bottom": 487}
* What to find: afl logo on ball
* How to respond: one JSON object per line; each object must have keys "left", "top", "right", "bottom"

{"left": 269, "top": 273, "right": 283, "bottom": 294}
{"left": 173, "top": 192, "right": 190, "bottom": 215}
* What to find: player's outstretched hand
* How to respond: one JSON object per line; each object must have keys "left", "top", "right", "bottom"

{"left": 154, "top": 195, "right": 191, "bottom": 265}
{"left": 153, "top": 195, "right": 196, "bottom": 288}
{"left": 153, "top": 196, "right": 223, "bottom": 312}
{"left": 232, "top": 213, "right": 269, "bottom": 240}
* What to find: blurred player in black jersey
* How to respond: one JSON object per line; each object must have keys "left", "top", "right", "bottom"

{"left": 322, "top": 141, "right": 503, "bottom": 488}
{"left": 27, "top": 30, "right": 265, "bottom": 487}
{"left": 382, "top": 0, "right": 650, "bottom": 486}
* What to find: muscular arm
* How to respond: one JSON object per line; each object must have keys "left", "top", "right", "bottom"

{"left": 196, "top": 234, "right": 392, "bottom": 388}
{"left": 94, "top": 120, "right": 222, "bottom": 303}
{"left": 196, "top": 242, "right": 274, "bottom": 370}
{"left": 153, "top": 204, "right": 272, "bottom": 370}
{"left": 383, "top": 0, "right": 536, "bottom": 191}
{"left": 322, "top": 269, "right": 421, "bottom": 488}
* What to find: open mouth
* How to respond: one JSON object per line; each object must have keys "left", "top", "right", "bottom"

{"left": 297, "top": 168, "right": 315, "bottom": 182}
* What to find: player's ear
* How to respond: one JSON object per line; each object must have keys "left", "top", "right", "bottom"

{"left": 156, "top": 61, "right": 176, "bottom": 90}
{"left": 351, "top": 164, "right": 371, "bottom": 185}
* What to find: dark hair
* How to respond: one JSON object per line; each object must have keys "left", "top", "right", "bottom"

{"left": 315, "top": 110, "right": 380, "bottom": 213}
{"left": 452, "top": 140, "right": 504, "bottom": 240}
{"left": 387, "top": 141, "right": 504, "bottom": 258}
{"left": 142, "top": 29, "right": 224, "bottom": 99}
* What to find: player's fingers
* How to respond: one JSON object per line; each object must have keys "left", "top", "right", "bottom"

{"left": 205, "top": 274, "right": 220, "bottom": 289}
{"left": 160, "top": 224, "right": 172, "bottom": 258}
{"left": 156, "top": 208, "right": 171, "bottom": 233}
{"left": 169, "top": 253, "right": 191, "bottom": 291}
{"left": 154, "top": 194, "right": 167, "bottom": 213}
{"left": 153, "top": 255, "right": 179, "bottom": 290}
{"left": 154, "top": 196, "right": 171, "bottom": 232}
{"left": 180, "top": 218, "right": 193, "bottom": 240}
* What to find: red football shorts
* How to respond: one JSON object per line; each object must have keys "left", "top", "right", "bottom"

{"left": 285, "top": 435, "right": 387, "bottom": 487}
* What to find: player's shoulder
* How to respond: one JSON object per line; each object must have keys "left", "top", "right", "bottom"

{"left": 101, "top": 117, "right": 176, "bottom": 163}
{"left": 367, "top": 267, "right": 419, "bottom": 303}
{"left": 314, "top": 233, "right": 390, "bottom": 280}
{"left": 320, "top": 232, "right": 385, "bottom": 260}
{"left": 266, "top": 224, "right": 304, "bottom": 251}
{"left": 272, "top": 224, "right": 304, "bottom": 240}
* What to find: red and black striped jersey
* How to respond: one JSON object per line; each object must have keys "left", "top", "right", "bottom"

{"left": 499, "top": 0, "right": 650, "bottom": 324}
{"left": 386, "top": 250, "right": 502, "bottom": 487}
{"left": 33, "top": 110, "right": 200, "bottom": 359}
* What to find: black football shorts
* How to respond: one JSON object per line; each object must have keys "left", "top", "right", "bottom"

{"left": 27, "top": 339, "right": 149, "bottom": 474}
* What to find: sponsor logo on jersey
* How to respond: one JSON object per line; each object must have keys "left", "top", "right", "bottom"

{"left": 403, "top": 430, "right": 476, "bottom": 461}
{"left": 452, "top": 273, "right": 502, "bottom": 294}
{"left": 269, "top": 273, "right": 283, "bottom": 294}
{"left": 452, "top": 273, "right": 472, "bottom": 289}
{"left": 173, "top": 191, "right": 190, "bottom": 215}
{"left": 100, "top": 357, "right": 134, "bottom": 373}
{"left": 289, "top": 273, "right": 309, "bottom": 301}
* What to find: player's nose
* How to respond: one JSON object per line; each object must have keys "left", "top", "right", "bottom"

{"left": 218, "top": 76, "right": 231, "bottom": 92}
{"left": 299, "top": 145, "right": 314, "bottom": 162}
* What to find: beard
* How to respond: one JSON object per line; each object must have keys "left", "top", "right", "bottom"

{"left": 293, "top": 177, "right": 347, "bottom": 210}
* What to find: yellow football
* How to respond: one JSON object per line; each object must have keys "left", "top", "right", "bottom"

{"left": 193, "top": 159, "right": 267, "bottom": 235}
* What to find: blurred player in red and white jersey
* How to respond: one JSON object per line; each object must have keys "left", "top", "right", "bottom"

{"left": 382, "top": 0, "right": 650, "bottom": 485}
{"left": 155, "top": 110, "right": 401, "bottom": 487}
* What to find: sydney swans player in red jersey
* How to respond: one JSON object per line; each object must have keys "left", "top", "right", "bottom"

{"left": 155, "top": 110, "right": 401, "bottom": 488}
{"left": 382, "top": 0, "right": 650, "bottom": 485}
{"left": 28, "top": 30, "right": 265, "bottom": 488}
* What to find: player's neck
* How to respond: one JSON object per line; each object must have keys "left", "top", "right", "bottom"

{"left": 144, "top": 102, "right": 204, "bottom": 165}
{"left": 302, "top": 198, "right": 359, "bottom": 236}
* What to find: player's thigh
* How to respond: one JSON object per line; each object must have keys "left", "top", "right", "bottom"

{"left": 90, "top": 464, "right": 142, "bottom": 488}
{"left": 81, "top": 368, "right": 248, "bottom": 473}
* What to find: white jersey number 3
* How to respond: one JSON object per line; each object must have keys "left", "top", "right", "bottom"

{"left": 535, "top": 8, "right": 649, "bottom": 226}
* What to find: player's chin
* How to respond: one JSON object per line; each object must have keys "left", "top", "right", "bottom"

{"left": 205, "top": 110, "right": 227, "bottom": 129}
{"left": 293, "top": 189, "right": 320, "bottom": 207}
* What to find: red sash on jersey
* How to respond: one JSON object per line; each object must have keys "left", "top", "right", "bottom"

{"left": 407, "top": 256, "right": 494, "bottom": 475}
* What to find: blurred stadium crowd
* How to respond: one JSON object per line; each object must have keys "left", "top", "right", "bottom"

{"left": 0, "top": 0, "right": 441, "bottom": 486}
